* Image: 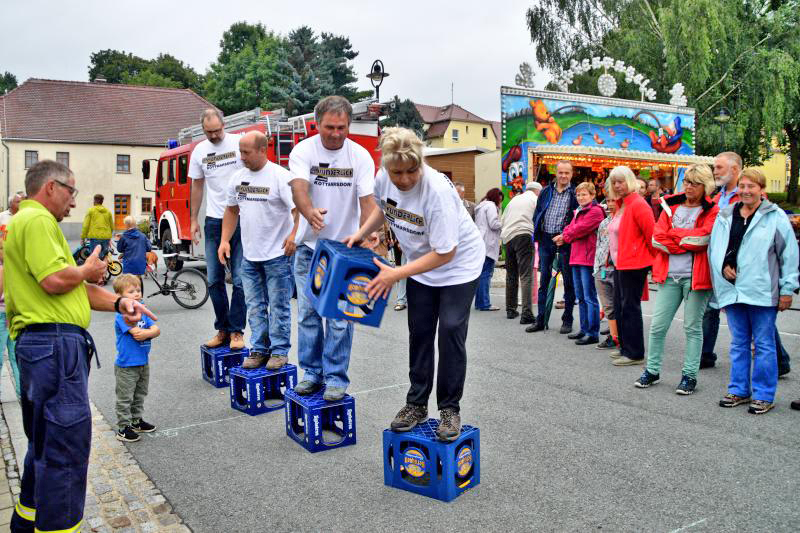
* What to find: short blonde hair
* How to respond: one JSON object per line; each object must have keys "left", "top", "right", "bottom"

{"left": 123, "top": 215, "right": 136, "bottom": 228}
{"left": 739, "top": 168, "right": 766, "bottom": 189}
{"left": 113, "top": 273, "right": 141, "bottom": 295}
{"left": 684, "top": 164, "right": 715, "bottom": 196}
{"left": 575, "top": 181, "right": 596, "bottom": 196}
{"left": 608, "top": 166, "right": 638, "bottom": 195}
{"left": 379, "top": 127, "right": 424, "bottom": 171}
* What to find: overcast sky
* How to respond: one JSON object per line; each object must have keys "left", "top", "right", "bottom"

{"left": 1, "top": 0, "right": 548, "bottom": 122}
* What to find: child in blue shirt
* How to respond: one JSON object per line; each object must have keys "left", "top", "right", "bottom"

{"left": 113, "top": 274, "right": 160, "bottom": 442}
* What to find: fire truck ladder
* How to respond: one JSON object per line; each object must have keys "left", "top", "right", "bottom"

{"left": 267, "top": 114, "right": 308, "bottom": 168}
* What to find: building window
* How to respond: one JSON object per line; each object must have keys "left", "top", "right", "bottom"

{"left": 466, "top": 125, "right": 469, "bottom": 134}
{"left": 452, "top": 129, "right": 459, "bottom": 142}
{"left": 482, "top": 127, "right": 488, "bottom": 139}
{"left": 24, "top": 150, "right": 38, "bottom": 169}
{"left": 56, "top": 152, "right": 70, "bottom": 168}
{"left": 141, "top": 197, "right": 152, "bottom": 213}
{"left": 117, "top": 154, "right": 131, "bottom": 173}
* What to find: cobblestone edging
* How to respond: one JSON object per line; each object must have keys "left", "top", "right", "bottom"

{"left": 0, "top": 392, "right": 191, "bottom": 533}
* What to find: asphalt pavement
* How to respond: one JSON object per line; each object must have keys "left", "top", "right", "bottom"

{"left": 85, "top": 260, "right": 800, "bottom": 533}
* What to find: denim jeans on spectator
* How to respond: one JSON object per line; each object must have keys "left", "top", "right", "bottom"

{"left": 571, "top": 265, "right": 600, "bottom": 338}
{"left": 204, "top": 217, "right": 246, "bottom": 333}
{"left": 241, "top": 255, "right": 293, "bottom": 356}
{"left": 294, "top": 244, "right": 354, "bottom": 389}
{"left": 87, "top": 238, "right": 109, "bottom": 260}
{"left": 474, "top": 256, "right": 495, "bottom": 310}
{"left": 701, "top": 305, "right": 720, "bottom": 365}
{"left": 536, "top": 237, "right": 574, "bottom": 327}
{"left": 725, "top": 303, "right": 778, "bottom": 403}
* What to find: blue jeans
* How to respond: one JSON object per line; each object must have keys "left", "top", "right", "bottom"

{"left": 204, "top": 217, "right": 246, "bottom": 333}
{"left": 241, "top": 255, "right": 293, "bottom": 356}
{"left": 474, "top": 256, "right": 495, "bottom": 309}
{"left": 87, "top": 238, "right": 109, "bottom": 259}
{"left": 537, "top": 238, "right": 574, "bottom": 326}
{"left": 701, "top": 305, "right": 720, "bottom": 363}
{"left": 725, "top": 304, "right": 778, "bottom": 403}
{"left": 571, "top": 265, "right": 600, "bottom": 337}
{"left": 0, "top": 312, "right": 20, "bottom": 397}
{"left": 294, "top": 245, "right": 354, "bottom": 389}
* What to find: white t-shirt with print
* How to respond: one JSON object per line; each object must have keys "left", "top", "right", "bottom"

{"left": 374, "top": 165, "right": 485, "bottom": 287}
{"left": 226, "top": 162, "right": 295, "bottom": 262}
{"left": 289, "top": 135, "right": 375, "bottom": 249}
{"left": 189, "top": 133, "right": 243, "bottom": 219}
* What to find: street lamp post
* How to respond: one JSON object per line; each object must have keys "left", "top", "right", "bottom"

{"left": 366, "top": 60, "right": 389, "bottom": 101}
{"left": 715, "top": 106, "right": 731, "bottom": 149}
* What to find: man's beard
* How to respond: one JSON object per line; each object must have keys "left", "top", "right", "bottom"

{"left": 715, "top": 172, "right": 733, "bottom": 187}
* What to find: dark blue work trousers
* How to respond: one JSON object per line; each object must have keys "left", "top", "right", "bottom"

{"left": 10, "top": 324, "right": 94, "bottom": 533}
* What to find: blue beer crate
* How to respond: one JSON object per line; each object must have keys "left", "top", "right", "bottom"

{"left": 284, "top": 386, "right": 356, "bottom": 453}
{"left": 200, "top": 345, "right": 248, "bottom": 388}
{"left": 383, "top": 420, "right": 480, "bottom": 502}
{"left": 305, "top": 239, "right": 389, "bottom": 327}
{"left": 229, "top": 364, "right": 298, "bottom": 416}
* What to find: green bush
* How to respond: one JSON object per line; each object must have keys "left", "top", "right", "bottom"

{"left": 768, "top": 192, "right": 787, "bottom": 203}
{"left": 137, "top": 219, "right": 150, "bottom": 236}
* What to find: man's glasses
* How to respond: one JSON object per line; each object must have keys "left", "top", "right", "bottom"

{"left": 53, "top": 180, "right": 79, "bottom": 198}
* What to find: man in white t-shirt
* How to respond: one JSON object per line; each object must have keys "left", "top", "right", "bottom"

{"left": 189, "top": 109, "right": 246, "bottom": 351}
{"left": 289, "top": 95, "right": 377, "bottom": 402}
{"left": 218, "top": 132, "right": 299, "bottom": 371}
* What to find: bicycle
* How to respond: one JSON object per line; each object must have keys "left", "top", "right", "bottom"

{"left": 73, "top": 241, "right": 122, "bottom": 282}
{"left": 144, "top": 260, "right": 209, "bottom": 310}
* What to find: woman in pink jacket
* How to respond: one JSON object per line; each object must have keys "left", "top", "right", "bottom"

{"left": 556, "top": 182, "right": 606, "bottom": 344}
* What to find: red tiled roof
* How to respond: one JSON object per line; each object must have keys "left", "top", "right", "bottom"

{"left": 0, "top": 79, "right": 217, "bottom": 146}
{"left": 414, "top": 103, "right": 489, "bottom": 125}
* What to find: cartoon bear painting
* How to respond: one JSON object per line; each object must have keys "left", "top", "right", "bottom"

{"left": 530, "top": 99, "right": 563, "bottom": 144}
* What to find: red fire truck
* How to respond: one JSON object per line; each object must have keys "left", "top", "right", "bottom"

{"left": 142, "top": 102, "right": 383, "bottom": 270}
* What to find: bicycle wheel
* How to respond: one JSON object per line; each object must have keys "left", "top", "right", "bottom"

{"left": 108, "top": 260, "right": 122, "bottom": 276}
{"left": 170, "top": 267, "right": 209, "bottom": 309}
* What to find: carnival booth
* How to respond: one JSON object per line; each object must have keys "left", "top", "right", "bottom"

{"left": 500, "top": 79, "right": 714, "bottom": 201}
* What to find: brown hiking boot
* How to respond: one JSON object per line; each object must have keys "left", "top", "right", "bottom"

{"left": 390, "top": 404, "right": 428, "bottom": 432}
{"left": 436, "top": 408, "right": 461, "bottom": 442}
{"left": 242, "top": 352, "right": 268, "bottom": 369}
{"left": 205, "top": 331, "right": 229, "bottom": 348}
{"left": 230, "top": 332, "right": 245, "bottom": 350}
{"left": 266, "top": 355, "right": 288, "bottom": 370}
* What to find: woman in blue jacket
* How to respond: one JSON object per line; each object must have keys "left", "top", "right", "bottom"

{"left": 708, "top": 169, "right": 799, "bottom": 414}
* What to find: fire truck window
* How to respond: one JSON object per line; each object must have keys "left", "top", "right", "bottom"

{"left": 168, "top": 158, "right": 176, "bottom": 183}
{"left": 158, "top": 160, "right": 168, "bottom": 187}
{"left": 178, "top": 155, "right": 188, "bottom": 184}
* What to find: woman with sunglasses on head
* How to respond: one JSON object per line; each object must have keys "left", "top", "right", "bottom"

{"left": 635, "top": 164, "right": 718, "bottom": 395}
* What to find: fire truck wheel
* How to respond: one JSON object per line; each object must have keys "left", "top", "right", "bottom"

{"left": 161, "top": 229, "right": 184, "bottom": 271}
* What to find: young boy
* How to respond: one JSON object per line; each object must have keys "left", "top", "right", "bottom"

{"left": 113, "top": 274, "right": 160, "bottom": 442}
{"left": 116, "top": 216, "right": 152, "bottom": 276}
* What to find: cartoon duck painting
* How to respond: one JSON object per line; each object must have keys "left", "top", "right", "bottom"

{"left": 593, "top": 133, "right": 604, "bottom": 145}
{"left": 572, "top": 135, "right": 583, "bottom": 146}
{"left": 620, "top": 139, "right": 630, "bottom": 149}
{"left": 608, "top": 128, "right": 616, "bottom": 137}
{"left": 648, "top": 117, "right": 684, "bottom": 153}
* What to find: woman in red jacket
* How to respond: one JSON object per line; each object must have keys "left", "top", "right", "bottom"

{"left": 607, "top": 166, "right": 655, "bottom": 366}
{"left": 556, "top": 182, "right": 606, "bottom": 344}
{"left": 635, "top": 164, "right": 718, "bottom": 394}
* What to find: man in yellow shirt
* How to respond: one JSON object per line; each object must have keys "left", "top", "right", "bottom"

{"left": 81, "top": 193, "right": 113, "bottom": 259}
{"left": 6, "top": 160, "right": 156, "bottom": 533}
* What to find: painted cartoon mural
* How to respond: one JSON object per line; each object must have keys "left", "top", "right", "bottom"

{"left": 501, "top": 88, "right": 697, "bottom": 198}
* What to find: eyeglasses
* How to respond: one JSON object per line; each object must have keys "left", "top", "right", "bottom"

{"left": 53, "top": 180, "right": 78, "bottom": 198}
{"left": 684, "top": 180, "right": 702, "bottom": 187}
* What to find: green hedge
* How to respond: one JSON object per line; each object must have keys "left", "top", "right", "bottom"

{"left": 768, "top": 192, "right": 787, "bottom": 203}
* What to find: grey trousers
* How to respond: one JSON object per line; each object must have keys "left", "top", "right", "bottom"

{"left": 115, "top": 365, "right": 149, "bottom": 429}
{"left": 505, "top": 233, "right": 534, "bottom": 317}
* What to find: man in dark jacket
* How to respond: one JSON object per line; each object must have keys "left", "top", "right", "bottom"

{"left": 527, "top": 161, "right": 579, "bottom": 334}
{"left": 116, "top": 216, "right": 152, "bottom": 276}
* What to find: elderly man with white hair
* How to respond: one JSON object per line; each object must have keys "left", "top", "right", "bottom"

{"left": 0, "top": 192, "right": 25, "bottom": 236}
{"left": 501, "top": 180, "right": 542, "bottom": 325}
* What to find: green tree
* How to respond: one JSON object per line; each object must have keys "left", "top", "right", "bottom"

{"left": 121, "top": 69, "right": 182, "bottom": 89}
{"left": 149, "top": 54, "right": 204, "bottom": 92}
{"left": 88, "top": 49, "right": 203, "bottom": 92}
{"left": 380, "top": 96, "right": 425, "bottom": 136}
{"left": 0, "top": 71, "right": 17, "bottom": 93}
{"left": 217, "top": 21, "right": 268, "bottom": 64}
{"left": 88, "top": 49, "right": 149, "bottom": 83}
